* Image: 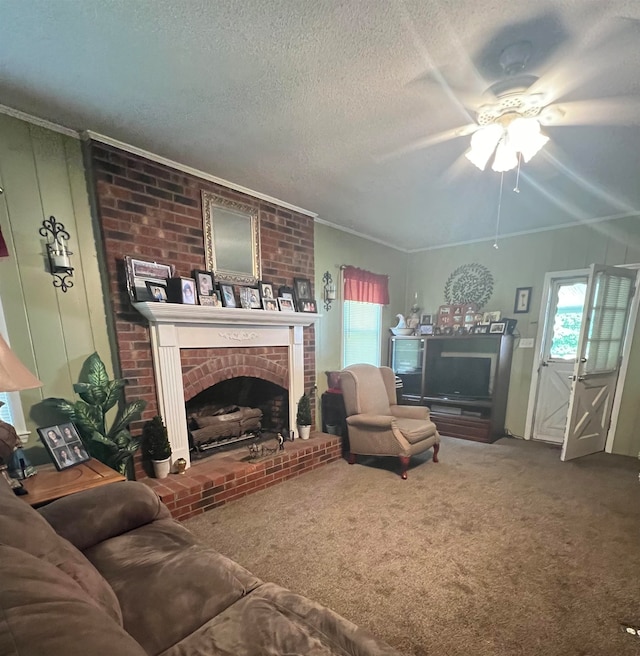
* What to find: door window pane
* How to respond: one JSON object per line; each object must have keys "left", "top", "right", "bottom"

{"left": 584, "top": 272, "right": 633, "bottom": 373}
{"left": 549, "top": 282, "right": 587, "bottom": 360}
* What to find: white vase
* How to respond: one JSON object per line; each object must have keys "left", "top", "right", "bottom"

{"left": 298, "top": 425, "right": 311, "bottom": 440}
{"left": 152, "top": 457, "right": 171, "bottom": 479}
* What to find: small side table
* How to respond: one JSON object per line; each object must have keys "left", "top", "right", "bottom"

{"left": 20, "top": 458, "right": 126, "bottom": 507}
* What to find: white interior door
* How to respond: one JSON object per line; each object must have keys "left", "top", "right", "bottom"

{"left": 532, "top": 276, "right": 588, "bottom": 443}
{"left": 561, "top": 265, "right": 636, "bottom": 461}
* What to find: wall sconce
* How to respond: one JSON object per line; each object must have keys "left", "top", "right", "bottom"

{"left": 39, "top": 216, "right": 74, "bottom": 292}
{"left": 323, "top": 271, "right": 337, "bottom": 311}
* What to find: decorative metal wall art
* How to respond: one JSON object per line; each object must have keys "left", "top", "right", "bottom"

{"left": 444, "top": 263, "right": 494, "bottom": 309}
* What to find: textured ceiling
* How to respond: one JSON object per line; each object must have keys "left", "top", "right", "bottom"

{"left": 1, "top": 0, "right": 640, "bottom": 250}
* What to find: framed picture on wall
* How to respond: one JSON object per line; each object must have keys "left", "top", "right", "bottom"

{"left": 514, "top": 287, "right": 532, "bottom": 313}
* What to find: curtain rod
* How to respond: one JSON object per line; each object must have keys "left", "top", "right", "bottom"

{"left": 339, "top": 265, "right": 389, "bottom": 278}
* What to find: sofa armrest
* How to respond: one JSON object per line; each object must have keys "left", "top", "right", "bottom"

{"left": 346, "top": 414, "right": 394, "bottom": 429}
{"left": 39, "top": 481, "right": 170, "bottom": 551}
{"left": 390, "top": 405, "right": 430, "bottom": 420}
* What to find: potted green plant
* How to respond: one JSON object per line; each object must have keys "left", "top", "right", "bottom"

{"left": 141, "top": 415, "right": 172, "bottom": 478}
{"left": 43, "top": 352, "right": 146, "bottom": 478}
{"left": 296, "top": 392, "right": 312, "bottom": 440}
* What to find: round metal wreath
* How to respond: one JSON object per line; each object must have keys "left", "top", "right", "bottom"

{"left": 444, "top": 263, "right": 494, "bottom": 309}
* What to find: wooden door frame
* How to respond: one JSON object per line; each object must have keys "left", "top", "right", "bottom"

{"left": 524, "top": 265, "right": 640, "bottom": 453}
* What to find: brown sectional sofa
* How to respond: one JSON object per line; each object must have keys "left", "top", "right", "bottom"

{"left": 0, "top": 479, "right": 400, "bottom": 656}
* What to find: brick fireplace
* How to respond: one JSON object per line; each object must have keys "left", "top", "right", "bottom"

{"left": 86, "top": 139, "right": 319, "bottom": 480}
{"left": 134, "top": 302, "right": 318, "bottom": 467}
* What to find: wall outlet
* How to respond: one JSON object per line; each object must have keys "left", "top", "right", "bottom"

{"left": 519, "top": 338, "right": 535, "bottom": 348}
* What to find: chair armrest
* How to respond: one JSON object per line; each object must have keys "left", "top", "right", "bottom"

{"left": 346, "top": 414, "right": 394, "bottom": 429}
{"left": 39, "top": 481, "right": 170, "bottom": 551}
{"left": 390, "top": 405, "right": 431, "bottom": 420}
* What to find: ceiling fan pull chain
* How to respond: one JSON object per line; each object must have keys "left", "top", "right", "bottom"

{"left": 513, "top": 153, "right": 522, "bottom": 193}
{"left": 493, "top": 172, "right": 504, "bottom": 250}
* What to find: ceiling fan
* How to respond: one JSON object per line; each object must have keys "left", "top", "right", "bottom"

{"left": 380, "top": 19, "right": 640, "bottom": 173}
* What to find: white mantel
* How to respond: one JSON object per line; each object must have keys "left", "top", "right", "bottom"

{"left": 134, "top": 302, "right": 320, "bottom": 468}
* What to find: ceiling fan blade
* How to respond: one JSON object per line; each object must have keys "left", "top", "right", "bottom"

{"left": 376, "top": 123, "right": 478, "bottom": 163}
{"left": 528, "top": 18, "right": 640, "bottom": 105}
{"left": 540, "top": 99, "right": 640, "bottom": 127}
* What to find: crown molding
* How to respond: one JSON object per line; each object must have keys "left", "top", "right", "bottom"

{"left": 313, "top": 215, "right": 409, "bottom": 252}
{"left": 0, "top": 104, "right": 79, "bottom": 138}
{"left": 83, "top": 131, "right": 318, "bottom": 218}
{"left": 406, "top": 211, "right": 640, "bottom": 253}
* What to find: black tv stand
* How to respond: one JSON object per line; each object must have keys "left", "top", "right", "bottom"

{"left": 389, "top": 334, "right": 513, "bottom": 443}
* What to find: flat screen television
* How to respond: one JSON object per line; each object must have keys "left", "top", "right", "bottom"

{"left": 425, "top": 355, "right": 492, "bottom": 400}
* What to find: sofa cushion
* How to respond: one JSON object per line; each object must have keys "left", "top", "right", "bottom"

{"left": 84, "top": 518, "right": 263, "bottom": 655}
{"left": 0, "top": 480, "right": 122, "bottom": 625}
{"left": 161, "top": 582, "right": 400, "bottom": 656}
{"left": 0, "top": 545, "right": 146, "bottom": 656}
{"left": 39, "top": 480, "right": 170, "bottom": 551}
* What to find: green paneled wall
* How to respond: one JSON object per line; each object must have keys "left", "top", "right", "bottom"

{"left": 406, "top": 218, "right": 640, "bottom": 457}
{"left": 314, "top": 223, "right": 408, "bottom": 402}
{"left": 0, "top": 115, "right": 113, "bottom": 464}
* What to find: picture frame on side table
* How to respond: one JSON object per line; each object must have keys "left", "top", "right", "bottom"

{"left": 489, "top": 321, "right": 506, "bottom": 334}
{"left": 420, "top": 314, "right": 433, "bottom": 325}
{"left": 473, "top": 324, "right": 490, "bottom": 334}
{"left": 124, "top": 256, "right": 175, "bottom": 302}
{"left": 514, "top": 286, "right": 532, "bottom": 313}
{"left": 38, "top": 423, "right": 90, "bottom": 471}
{"left": 419, "top": 324, "right": 434, "bottom": 335}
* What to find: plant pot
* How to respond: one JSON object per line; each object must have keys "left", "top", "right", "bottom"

{"left": 152, "top": 457, "right": 171, "bottom": 479}
{"left": 298, "top": 424, "right": 311, "bottom": 440}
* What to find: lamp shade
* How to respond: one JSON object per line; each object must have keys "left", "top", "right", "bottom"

{"left": 0, "top": 335, "right": 42, "bottom": 392}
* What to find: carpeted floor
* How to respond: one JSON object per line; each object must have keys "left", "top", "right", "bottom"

{"left": 185, "top": 436, "right": 640, "bottom": 656}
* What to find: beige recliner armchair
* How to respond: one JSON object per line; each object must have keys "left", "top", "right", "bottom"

{"left": 340, "top": 364, "right": 440, "bottom": 479}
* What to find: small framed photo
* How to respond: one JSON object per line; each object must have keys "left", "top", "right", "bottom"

{"left": 145, "top": 281, "right": 167, "bottom": 302}
{"left": 278, "top": 286, "right": 295, "bottom": 302}
{"left": 38, "top": 422, "right": 90, "bottom": 471}
{"left": 420, "top": 314, "right": 432, "bottom": 325}
{"left": 219, "top": 283, "right": 237, "bottom": 308}
{"left": 200, "top": 292, "right": 221, "bottom": 307}
{"left": 125, "top": 256, "right": 175, "bottom": 302}
{"left": 166, "top": 277, "right": 197, "bottom": 304}
{"left": 489, "top": 321, "right": 506, "bottom": 334}
{"left": 192, "top": 269, "right": 215, "bottom": 300}
{"left": 420, "top": 324, "right": 434, "bottom": 335}
{"left": 263, "top": 298, "right": 279, "bottom": 311}
{"left": 298, "top": 299, "right": 317, "bottom": 313}
{"left": 473, "top": 324, "right": 490, "bottom": 334}
{"left": 514, "top": 286, "right": 532, "bottom": 314}
{"left": 278, "top": 297, "right": 296, "bottom": 312}
{"left": 239, "top": 286, "right": 261, "bottom": 309}
{"left": 483, "top": 310, "right": 501, "bottom": 323}
{"left": 259, "top": 281, "right": 275, "bottom": 301}
{"left": 293, "top": 277, "right": 313, "bottom": 302}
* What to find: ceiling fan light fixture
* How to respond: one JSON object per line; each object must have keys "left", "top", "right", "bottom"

{"left": 465, "top": 124, "right": 504, "bottom": 170}
{"left": 507, "top": 117, "right": 549, "bottom": 162}
{"left": 491, "top": 136, "right": 519, "bottom": 172}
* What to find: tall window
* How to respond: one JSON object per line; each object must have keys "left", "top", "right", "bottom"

{"left": 341, "top": 266, "right": 389, "bottom": 368}
{"left": 343, "top": 301, "right": 382, "bottom": 367}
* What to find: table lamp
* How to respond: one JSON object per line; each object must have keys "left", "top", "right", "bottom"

{"left": 0, "top": 334, "right": 42, "bottom": 487}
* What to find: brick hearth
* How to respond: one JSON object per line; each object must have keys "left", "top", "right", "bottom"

{"left": 142, "top": 433, "right": 341, "bottom": 520}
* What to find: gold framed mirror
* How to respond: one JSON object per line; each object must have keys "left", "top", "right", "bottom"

{"left": 202, "top": 191, "right": 261, "bottom": 285}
